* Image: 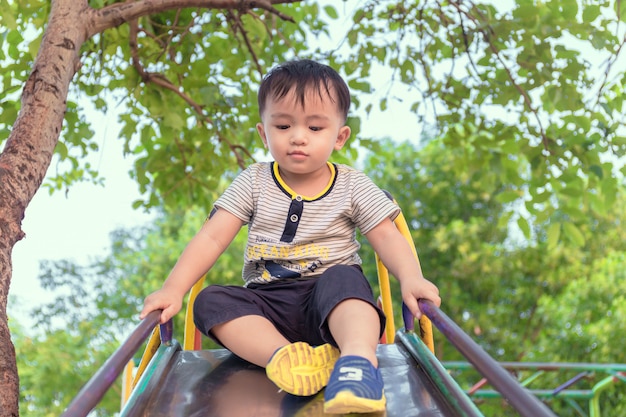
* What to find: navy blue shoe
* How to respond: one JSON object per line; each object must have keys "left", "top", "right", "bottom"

{"left": 323, "top": 356, "right": 386, "bottom": 414}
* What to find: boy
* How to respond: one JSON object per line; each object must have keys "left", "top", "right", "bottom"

{"left": 140, "top": 59, "right": 441, "bottom": 414}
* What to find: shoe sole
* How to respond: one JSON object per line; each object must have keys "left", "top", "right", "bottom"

{"left": 323, "top": 390, "right": 386, "bottom": 414}
{"left": 266, "top": 342, "right": 340, "bottom": 396}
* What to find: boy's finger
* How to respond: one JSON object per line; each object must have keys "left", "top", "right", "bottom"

{"left": 160, "top": 309, "right": 172, "bottom": 324}
{"left": 428, "top": 291, "right": 442, "bottom": 307}
{"left": 403, "top": 297, "right": 421, "bottom": 320}
{"left": 139, "top": 297, "right": 166, "bottom": 320}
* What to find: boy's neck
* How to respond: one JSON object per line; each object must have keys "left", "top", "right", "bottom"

{"left": 274, "top": 162, "right": 335, "bottom": 199}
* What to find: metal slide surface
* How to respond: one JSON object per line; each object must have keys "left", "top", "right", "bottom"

{"left": 122, "top": 343, "right": 462, "bottom": 417}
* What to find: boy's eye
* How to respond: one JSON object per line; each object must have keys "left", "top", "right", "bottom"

{"left": 309, "top": 126, "right": 322, "bottom": 132}
{"left": 276, "top": 125, "right": 289, "bottom": 130}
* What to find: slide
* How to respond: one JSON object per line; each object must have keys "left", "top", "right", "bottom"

{"left": 119, "top": 333, "right": 478, "bottom": 417}
{"left": 61, "top": 303, "right": 557, "bottom": 417}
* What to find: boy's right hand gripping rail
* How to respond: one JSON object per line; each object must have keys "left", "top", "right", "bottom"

{"left": 416, "top": 300, "right": 558, "bottom": 417}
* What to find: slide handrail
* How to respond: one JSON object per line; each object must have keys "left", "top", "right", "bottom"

{"left": 60, "top": 310, "right": 166, "bottom": 417}
{"left": 419, "top": 299, "right": 558, "bottom": 417}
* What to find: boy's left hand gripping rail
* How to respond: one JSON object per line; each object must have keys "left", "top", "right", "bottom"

{"left": 60, "top": 310, "right": 172, "bottom": 417}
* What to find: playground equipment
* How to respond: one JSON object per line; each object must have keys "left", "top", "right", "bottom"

{"left": 58, "top": 207, "right": 623, "bottom": 416}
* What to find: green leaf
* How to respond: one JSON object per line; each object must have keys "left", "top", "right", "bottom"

{"left": 323, "top": 5, "right": 338, "bottom": 19}
{"left": 546, "top": 222, "right": 560, "bottom": 249}
{"left": 589, "top": 165, "right": 603, "bottom": 179}
{"left": 162, "top": 111, "right": 185, "bottom": 131}
{"left": 517, "top": 216, "right": 531, "bottom": 239}
{"left": 348, "top": 79, "right": 371, "bottom": 93}
{"left": 582, "top": 5, "right": 601, "bottom": 23}
{"left": 55, "top": 141, "right": 69, "bottom": 160}
{"left": 496, "top": 190, "right": 521, "bottom": 203}
{"left": 563, "top": 222, "right": 585, "bottom": 247}
{"left": 561, "top": 0, "right": 578, "bottom": 20}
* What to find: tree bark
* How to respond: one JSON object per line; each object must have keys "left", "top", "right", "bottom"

{"left": 0, "top": 0, "right": 88, "bottom": 414}
{"left": 0, "top": 0, "right": 297, "bottom": 414}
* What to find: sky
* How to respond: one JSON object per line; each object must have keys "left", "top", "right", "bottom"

{"left": 9, "top": 108, "right": 154, "bottom": 324}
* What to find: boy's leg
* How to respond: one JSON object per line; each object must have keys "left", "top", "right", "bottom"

{"left": 212, "top": 315, "right": 289, "bottom": 367}
{"left": 324, "top": 300, "right": 386, "bottom": 413}
{"left": 211, "top": 314, "right": 340, "bottom": 396}
{"left": 309, "top": 266, "right": 385, "bottom": 414}
{"left": 327, "top": 298, "right": 380, "bottom": 366}
{"left": 194, "top": 283, "right": 339, "bottom": 396}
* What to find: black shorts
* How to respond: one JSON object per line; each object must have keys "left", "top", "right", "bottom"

{"left": 193, "top": 264, "right": 386, "bottom": 347}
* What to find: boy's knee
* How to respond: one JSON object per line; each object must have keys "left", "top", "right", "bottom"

{"left": 193, "top": 286, "right": 229, "bottom": 327}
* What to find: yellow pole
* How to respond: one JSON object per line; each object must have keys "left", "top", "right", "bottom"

{"left": 184, "top": 275, "right": 207, "bottom": 350}
{"left": 393, "top": 210, "right": 436, "bottom": 353}
{"left": 376, "top": 254, "right": 396, "bottom": 343}
{"left": 120, "top": 359, "right": 134, "bottom": 410}
{"left": 131, "top": 326, "right": 161, "bottom": 389}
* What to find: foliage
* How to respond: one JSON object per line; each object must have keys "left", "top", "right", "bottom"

{"left": 2, "top": 1, "right": 624, "bottom": 242}
{"left": 327, "top": 0, "right": 626, "bottom": 247}
{"left": 13, "top": 317, "right": 122, "bottom": 417}
{"left": 1, "top": 0, "right": 339, "bottom": 204}
{"left": 359, "top": 138, "right": 626, "bottom": 416}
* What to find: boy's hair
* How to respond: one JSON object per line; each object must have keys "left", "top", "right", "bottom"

{"left": 258, "top": 59, "right": 351, "bottom": 122}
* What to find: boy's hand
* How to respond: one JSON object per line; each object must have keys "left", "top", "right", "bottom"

{"left": 400, "top": 277, "right": 441, "bottom": 320}
{"left": 140, "top": 289, "right": 183, "bottom": 324}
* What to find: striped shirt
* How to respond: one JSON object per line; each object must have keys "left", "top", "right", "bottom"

{"left": 214, "top": 161, "right": 400, "bottom": 285}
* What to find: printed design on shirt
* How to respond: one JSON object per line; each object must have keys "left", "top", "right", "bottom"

{"left": 263, "top": 261, "right": 301, "bottom": 279}
{"left": 213, "top": 162, "right": 401, "bottom": 284}
{"left": 249, "top": 235, "right": 329, "bottom": 280}
{"left": 246, "top": 240, "right": 330, "bottom": 260}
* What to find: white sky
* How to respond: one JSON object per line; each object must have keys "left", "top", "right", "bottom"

{"left": 9, "top": 108, "right": 153, "bottom": 323}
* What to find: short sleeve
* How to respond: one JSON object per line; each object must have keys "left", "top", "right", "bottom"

{"left": 349, "top": 170, "right": 401, "bottom": 234}
{"left": 213, "top": 165, "right": 257, "bottom": 224}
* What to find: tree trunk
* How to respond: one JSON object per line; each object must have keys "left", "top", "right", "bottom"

{"left": 0, "top": 0, "right": 88, "bottom": 413}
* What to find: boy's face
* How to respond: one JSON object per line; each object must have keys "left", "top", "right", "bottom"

{"left": 256, "top": 86, "right": 350, "bottom": 179}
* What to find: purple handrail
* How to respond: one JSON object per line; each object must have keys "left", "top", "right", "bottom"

{"left": 418, "top": 299, "right": 557, "bottom": 417}
{"left": 60, "top": 310, "right": 166, "bottom": 417}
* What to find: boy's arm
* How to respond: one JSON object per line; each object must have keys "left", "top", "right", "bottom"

{"left": 364, "top": 217, "right": 441, "bottom": 319}
{"left": 140, "top": 208, "right": 244, "bottom": 323}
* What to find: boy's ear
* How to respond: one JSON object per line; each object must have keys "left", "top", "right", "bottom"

{"left": 256, "top": 123, "right": 268, "bottom": 147}
{"left": 334, "top": 125, "right": 351, "bottom": 150}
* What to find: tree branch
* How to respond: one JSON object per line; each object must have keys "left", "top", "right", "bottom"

{"left": 88, "top": 0, "right": 298, "bottom": 37}
{"left": 594, "top": 32, "right": 626, "bottom": 108}
{"left": 449, "top": 0, "right": 551, "bottom": 154}
{"left": 128, "top": 18, "right": 252, "bottom": 172}
{"left": 227, "top": 9, "right": 263, "bottom": 75}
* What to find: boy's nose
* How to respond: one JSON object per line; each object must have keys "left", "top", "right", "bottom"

{"left": 290, "top": 128, "right": 307, "bottom": 145}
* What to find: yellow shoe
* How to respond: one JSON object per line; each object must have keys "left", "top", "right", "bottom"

{"left": 266, "top": 342, "right": 340, "bottom": 396}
